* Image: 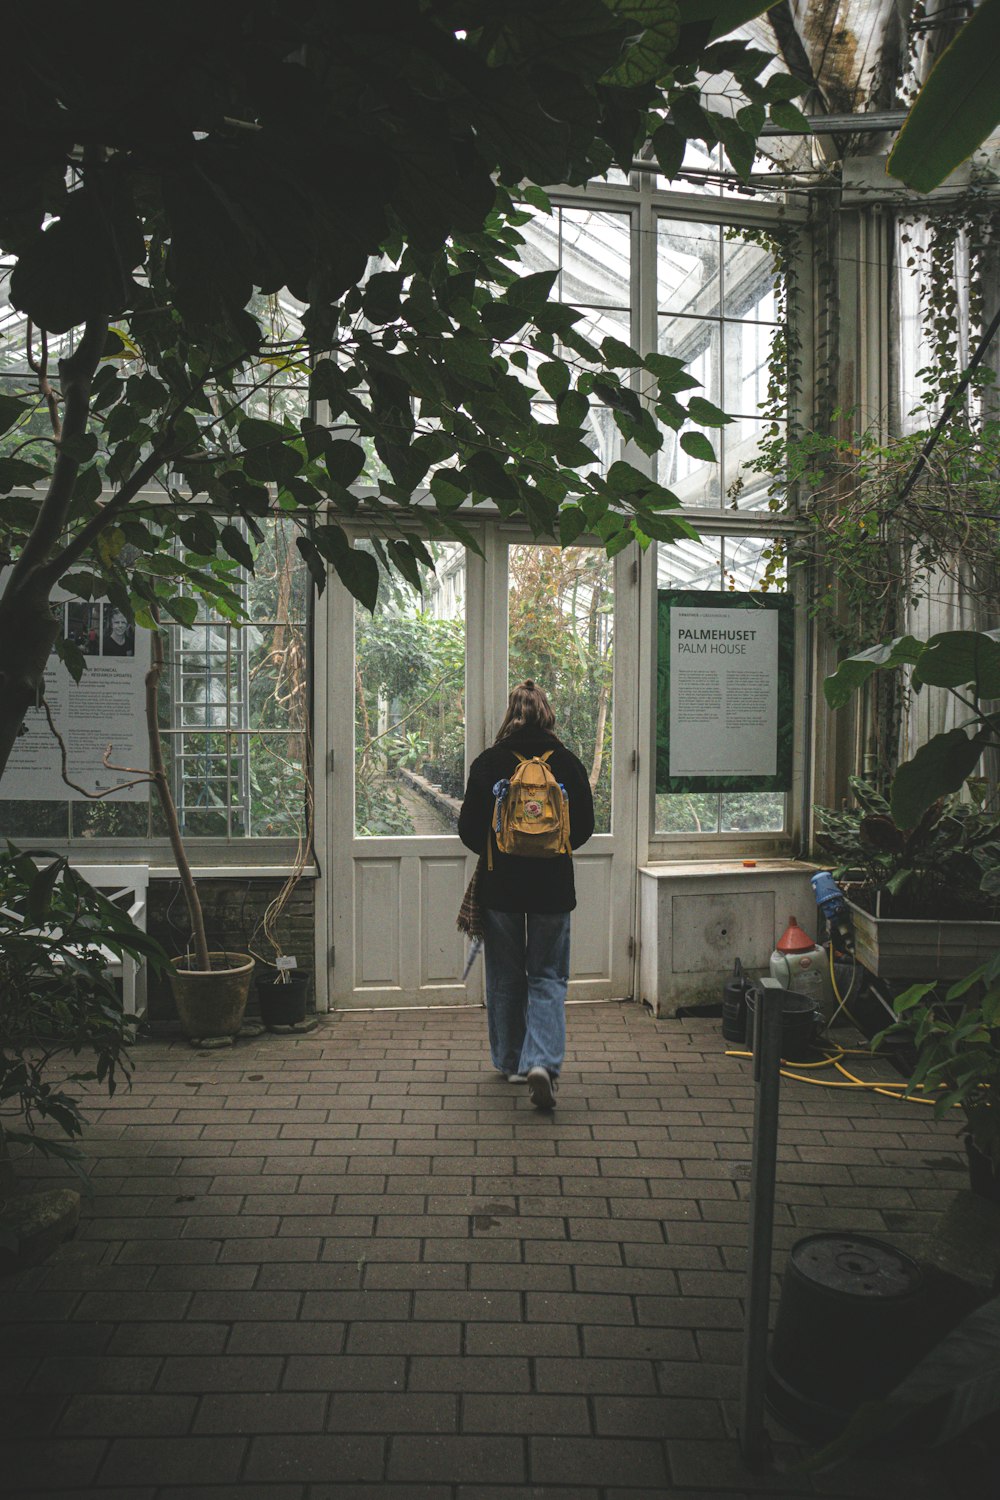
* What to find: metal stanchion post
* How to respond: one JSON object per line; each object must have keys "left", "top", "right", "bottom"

{"left": 739, "top": 976, "right": 785, "bottom": 1468}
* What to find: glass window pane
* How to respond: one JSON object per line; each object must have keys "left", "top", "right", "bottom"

{"left": 657, "top": 318, "right": 720, "bottom": 402}
{"left": 723, "top": 535, "right": 787, "bottom": 592}
{"left": 559, "top": 209, "right": 630, "bottom": 308}
{"left": 508, "top": 545, "right": 613, "bottom": 835}
{"left": 657, "top": 221, "right": 721, "bottom": 317}
{"left": 723, "top": 320, "right": 773, "bottom": 418}
{"left": 658, "top": 429, "right": 722, "bottom": 507}
{"left": 720, "top": 792, "right": 785, "bottom": 833}
{"left": 354, "top": 542, "right": 466, "bottom": 837}
{"left": 249, "top": 622, "right": 307, "bottom": 732}
{"left": 177, "top": 804, "right": 229, "bottom": 838}
{"left": 246, "top": 521, "right": 308, "bottom": 624}
{"left": 0, "top": 801, "right": 68, "bottom": 840}
{"left": 516, "top": 213, "right": 561, "bottom": 280}
{"left": 723, "top": 235, "right": 778, "bottom": 319}
{"left": 655, "top": 792, "right": 720, "bottom": 834}
{"left": 247, "top": 733, "right": 307, "bottom": 838}
{"left": 723, "top": 422, "right": 774, "bottom": 511}
{"left": 656, "top": 536, "right": 723, "bottom": 591}
{"left": 72, "top": 799, "right": 149, "bottom": 839}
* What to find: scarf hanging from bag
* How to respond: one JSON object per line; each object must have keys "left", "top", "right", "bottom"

{"left": 456, "top": 856, "right": 484, "bottom": 941}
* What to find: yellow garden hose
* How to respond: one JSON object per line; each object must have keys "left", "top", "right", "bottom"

{"left": 723, "top": 945, "right": 958, "bottom": 1107}
{"left": 827, "top": 942, "right": 862, "bottom": 1032}
{"left": 723, "top": 1040, "right": 948, "bottom": 1106}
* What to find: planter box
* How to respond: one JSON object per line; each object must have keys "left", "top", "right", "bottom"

{"left": 848, "top": 900, "right": 1000, "bottom": 982}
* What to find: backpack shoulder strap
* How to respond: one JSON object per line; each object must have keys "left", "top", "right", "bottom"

{"left": 539, "top": 750, "right": 554, "bottom": 764}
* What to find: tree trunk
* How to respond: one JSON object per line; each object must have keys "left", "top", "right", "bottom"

{"left": 145, "top": 627, "right": 211, "bottom": 971}
{"left": 589, "top": 678, "right": 609, "bottom": 792}
{"left": 0, "top": 587, "right": 61, "bottom": 781}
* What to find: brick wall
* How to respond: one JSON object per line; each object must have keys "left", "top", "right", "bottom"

{"left": 146, "top": 875, "right": 316, "bottom": 1030}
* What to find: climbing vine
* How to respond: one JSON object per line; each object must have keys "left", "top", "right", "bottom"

{"left": 737, "top": 185, "right": 1000, "bottom": 787}
{"left": 745, "top": 190, "right": 1000, "bottom": 653}
{"left": 724, "top": 220, "right": 803, "bottom": 593}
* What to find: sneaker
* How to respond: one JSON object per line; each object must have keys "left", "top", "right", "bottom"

{"left": 526, "top": 1066, "right": 557, "bottom": 1110}
{"left": 507, "top": 1072, "right": 527, "bottom": 1083}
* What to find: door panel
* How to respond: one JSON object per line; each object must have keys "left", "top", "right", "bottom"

{"left": 329, "top": 527, "right": 636, "bottom": 1008}
{"left": 355, "top": 859, "right": 400, "bottom": 988}
{"left": 420, "top": 855, "right": 470, "bottom": 984}
{"left": 570, "top": 850, "right": 616, "bottom": 983}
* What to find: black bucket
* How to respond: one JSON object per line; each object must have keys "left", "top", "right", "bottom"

{"left": 722, "top": 959, "right": 753, "bottom": 1044}
{"left": 744, "top": 986, "right": 821, "bottom": 1061}
{"left": 767, "top": 1233, "right": 927, "bottom": 1439}
{"left": 257, "top": 970, "right": 310, "bottom": 1029}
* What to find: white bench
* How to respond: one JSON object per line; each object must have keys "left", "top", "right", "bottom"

{"left": 73, "top": 865, "right": 149, "bottom": 1019}
{"left": 2, "top": 863, "right": 150, "bottom": 1020}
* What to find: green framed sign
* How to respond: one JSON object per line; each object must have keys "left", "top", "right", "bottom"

{"left": 656, "top": 590, "right": 794, "bottom": 794}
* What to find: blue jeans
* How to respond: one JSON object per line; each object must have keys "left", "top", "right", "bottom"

{"left": 482, "top": 908, "right": 571, "bottom": 1078}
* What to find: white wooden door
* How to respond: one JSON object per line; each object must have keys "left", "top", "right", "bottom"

{"left": 326, "top": 526, "right": 638, "bottom": 1008}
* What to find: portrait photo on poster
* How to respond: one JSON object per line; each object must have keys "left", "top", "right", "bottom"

{"left": 101, "top": 603, "right": 135, "bottom": 657}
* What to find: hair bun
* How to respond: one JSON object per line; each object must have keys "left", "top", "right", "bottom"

{"left": 523, "top": 679, "right": 535, "bottom": 689}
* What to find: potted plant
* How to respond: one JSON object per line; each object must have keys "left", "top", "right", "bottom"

{"left": 814, "top": 777, "right": 1000, "bottom": 980}
{"left": 873, "top": 953, "right": 1000, "bottom": 1203}
{"left": 255, "top": 954, "right": 310, "bottom": 1031}
{"left": 250, "top": 832, "right": 312, "bottom": 1032}
{"left": 1, "top": 846, "right": 164, "bottom": 1260}
{"left": 141, "top": 624, "right": 256, "bottom": 1040}
{"left": 817, "top": 629, "right": 1000, "bottom": 979}
{"left": 242, "top": 689, "right": 313, "bottom": 1030}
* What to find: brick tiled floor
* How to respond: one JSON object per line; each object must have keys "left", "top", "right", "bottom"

{"left": 0, "top": 1001, "right": 977, "bottom": 1497}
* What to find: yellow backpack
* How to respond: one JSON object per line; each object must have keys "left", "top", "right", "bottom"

{"left": 488, "top": 751, "right": 571, "bottom": 869}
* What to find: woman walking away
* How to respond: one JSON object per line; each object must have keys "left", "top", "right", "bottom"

{"left": 459, "top": 681, "right": 594, "bottom": 1109}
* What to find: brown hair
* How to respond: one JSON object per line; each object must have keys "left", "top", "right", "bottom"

{"left": 494, "top": 680, "right": 556, "bottom": 742}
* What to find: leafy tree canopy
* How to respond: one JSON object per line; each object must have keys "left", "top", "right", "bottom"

{"left": 0, "top": 0, "right": 801, "bottom": 777}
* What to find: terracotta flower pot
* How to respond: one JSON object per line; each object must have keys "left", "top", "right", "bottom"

{"left": 168, "top": 952, "right": 255, "bottom": 1040}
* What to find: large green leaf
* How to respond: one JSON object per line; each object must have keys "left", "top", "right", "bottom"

{"left": 651, "top": 119, "right": 685, "bottom": 179}
{"left": 887, "top": 0, "right": 1000, "bottom": 193}
{"left": 10, "top": 173, "right": 144, "bottom": 333}
{"left": 823, "top": 636, "right": 925, "bottom": 710}
{"left": 804, "top": 1292, "right": 1000, "bottom": 1472}
{"left": 675, "top": 0, "right": 780, "bottom": 40}
{"left": 602, "top": 0, "right": 681, "bottom": 87}
{"left": 0, "top": 395, "right": 30, "bottom": 436}
{"left": 890, "top": 728, "right": 989, "bottom": 830}
{"left": 912, "top": 630, "right": 1000, "bottom": 698}
{"left": 0, "top": 456, "right": 50, "bottom": 491}
{"left": 680, "top": 430, "right": 717, "bottom": 463}
{"left": 712, "top": 113, "right": 756, "bottom": 178}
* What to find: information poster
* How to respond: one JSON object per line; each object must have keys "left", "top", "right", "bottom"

{"left": 656, "top": 591, "right": 793, "bottom": 793}
{"left": 4, "top": 599, "right": 150, "bottom": 802}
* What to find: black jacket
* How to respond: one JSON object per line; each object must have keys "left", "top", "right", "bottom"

{"left": 458, "top": 728, "right": 595, "bottom": 913}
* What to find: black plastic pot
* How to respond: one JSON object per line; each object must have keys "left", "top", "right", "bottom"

{"left": 744, "top": 986, "right": 821, "bottom": 1061}
{"left": 966, "top": 1136, "right": 1000, "bottom": 1204}
{"left": 767, "top": 1233, "right": 927, "bottom": 1439}
{"left": 722, "top": 959, "right": 753, "bottom": 1044}
{"left": 257, "top": 970, "right": 310, "bottom": 1029}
